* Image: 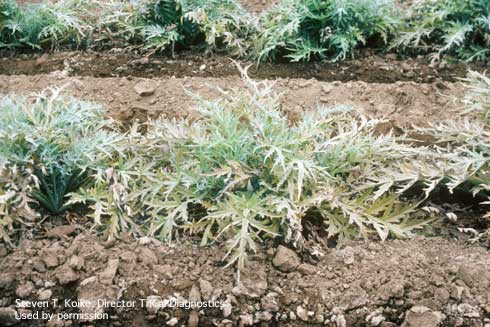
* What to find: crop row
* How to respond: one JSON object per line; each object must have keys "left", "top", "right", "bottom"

{"left": 1, "top": 68, "right": 489, "bottom": 267}
{"left": 1, "top": 0, "right": 489, "bottom": 63}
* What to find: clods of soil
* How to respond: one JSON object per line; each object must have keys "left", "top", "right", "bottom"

{"left": 0, "top": 51, "right": 485, "bottom": 83}
{"left": 1, "top": 232, "right": 490, "bottom": 326}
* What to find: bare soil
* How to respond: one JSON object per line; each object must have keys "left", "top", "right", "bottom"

{"left": 1, "top": 231, "right": 489, "bottom": 327}
{"left": 0, "top": 51, "right": 484, "bottom": 83}
{"left": 0, "top": 72, "right": 464, "bottom": 128}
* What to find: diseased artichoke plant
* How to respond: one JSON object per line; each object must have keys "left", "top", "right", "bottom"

{"left": 251, "top": 0, "right": 401, "bottom": 62}
{"left": 145, "top": 71, "right": 435, "bottom": 267}
{"left": 2, "top": 65, "right": 488, "bottom": 265}
{"left": 73, "top": 67, "right": 431, "bottom": 268}
{"left": 421, "top": 71, "right": 490, "bottom": 242}
{"left": 367, "top": 71, "right": 490, "bottom": 244}
{"left": 461, "top": 70, "right": 490, "bottom": 123}
{"left": 67, "top": 125, "right": 153, "bottom": 239}
{"left": 0, "top": 88, "right": 121, "bottom": 223}
{"left": 1, "top": 0, "right": 255, "bottom": 55}
{"left": 392, "top": 0, "right": 490, "bottom": 62}
{"left": 0, "top": 0, "right": 96, "bottom": 50}
{"left": 0, "top": 162, "right": 38, "bottom": 244}
{"left": 98, "top": 0, "right": 256, "bottom": 56}
{"left": 4, "top": 69, "right": 489, "bottom": 266}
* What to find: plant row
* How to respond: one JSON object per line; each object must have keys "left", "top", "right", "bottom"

{"left": 1, "top": 69, "right": 489, "bottom": 267}
{"left": 1, "top": 0, "right": 489, "bottom": 62}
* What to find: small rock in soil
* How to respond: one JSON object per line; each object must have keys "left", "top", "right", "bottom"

{"left": 35, "top": 54, "right": 49, "bottom": 66}
{"left": 222, "top": 299, "right": 232, "bottom": 317}
{"left": 46, "top": 225, "right": 76, "bottom": 239}
{"left": 296, "top": 305, "right": 308, "bottom": 322}
{"left": 401, "top": 306, "right": 443, "bottom": 327}
{"left": 335, "top": 314, "right": 347, "bottom": 327}
{"left": 46, "top": 316, "right": 65, "bottom": 327}
{"left": 401, "top": 62, "right": 412, "bottom": 72}
{"left": 99, "top": 258, "right": 119, "bottom": 285}
{"left": 234, "top": 268, "right": 268, "bottom": 299}
{"left": 78, "top": 276, "right": 119, "bottom": 322}
{"left": 175, "top": 278, "right": 194, "bottom": 291}
{"left": 188, "top": 310, "right": 199, "bottom": 327}
{"left": 37, "top": 289, "right": 52, "bottom": 301}
{"left": 44, "top": 281, "right": 56, "bottom": 288}
{"left": 433, "top": 287, "right": 450, "bottom": 305}
{"left": 449, "top": 284, "right": 466, "bottom": 301}
{"left": 68, "top": 255, "right": 85, "bottom": 270}
{"left": 340, "top": 287, "right": 369, "bottom": 310}
{"left": 0, "top": 307, "right": 17, "bottom": 326}
{"left": 119, "top": 250, "right": 137, "bottom": 263}
{"left": 189, "top": 284, "right": 201, "bottom": 302}
{"left": 137, "top": 247, "right": 158, "bottom": 265}
{"left": 370, "top": 315, "right": 385, "bottom": 326}
{"left": 297, "top": 263, "right": 317, "bottom": 275}
{"left": 0, "top": 273, "right": 14, "bottom": 289}
{"left": 16, "top": 281, "right": 34, "bottom": 298}
{"left": 377, "top": 279, "right": 405, "bottom": 301}
{"left": 366, "top": 309, "right": 385, "bottom": 326}
{"left": 255, "top": 311, "right": 273, "bottom": 321}
{"left": 457, "top": 265, "right": 490, "bottom": 289}
{"left": 321, "top": 84, "right": 333, "bottom": 94}
{"left": 32, "top": 258, "right": 46, "bottom": 272}
{"left": 56, "top": 265, "right": 79, "bottom": 285}
{"left": 261, "top": 293, "right": 279, "bottom": 312}
{"left": 272, "top": 245, "right": 301, "bottom": 272}
{"left": 146, "top": 296, "right": 162, "bottom": 315}
{"left": 41, "top": 249, "right": 59, "bottom": 268}
{"left": 337, "top": 246, "right": 355, "bottom": 265}
{"left": 137, "top": 236, "right": 153, "bottom": 245}
{"left": 199, "top": 279, "right": 213, "bottom": 300}
{"left": 457, "top": 303, "right": 480, "bottom": 318}
{"left": 239, "top": 314, "right": 254, "bottom": 326}
{"left": 134, "top": 81, "right": 156, "bottom": 96}
{"left": 129, "top": 57, "right": 149, "bottom": 66}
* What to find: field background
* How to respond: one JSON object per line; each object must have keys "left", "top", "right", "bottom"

{"left": 1, "top": 1, "right": 490, "bottom": 327}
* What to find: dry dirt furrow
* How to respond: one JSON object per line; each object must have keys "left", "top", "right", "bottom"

{"left": 0, "top": 73, "right": 464, "bottom": 128}
{"left": 0, "top": 51, "right": 483, "bottom": 83}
